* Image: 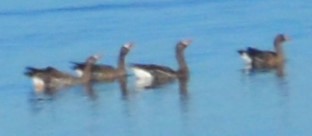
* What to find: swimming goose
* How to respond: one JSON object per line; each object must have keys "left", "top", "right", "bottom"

{"left": 238, "top": 34, "right": 289, "bottom": 69}
{"left": 71, "top": 43, "right": 133, "bottom": 81}
{"left": 25, "top": 55, "right": 100, "bottom": 91}
{"left": 131, "top": 40, "right": 191, "bottom": 88}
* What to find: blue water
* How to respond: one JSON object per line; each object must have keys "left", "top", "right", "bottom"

{"left": 1, "top": 0, "right": 312, "bottom": 136}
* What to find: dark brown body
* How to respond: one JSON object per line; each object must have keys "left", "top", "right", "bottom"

{"left": 25, "top": 55, "right": 99, "bottom": 91}
{"left": 131, "top": 40, "right": 191, "bottom": 88}
{"left": 238, "top": 34, "right": 289, "bottom": 69}
{"left": 72, "top": 43, "right": 133, "bottom": 81}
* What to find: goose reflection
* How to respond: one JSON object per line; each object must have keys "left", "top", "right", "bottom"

{"left": 276, "top": 63, "right": 285, "bottom": 78}
{"left": 178, "top": 75, "right": 189, "bottom": 100}
{"left": 118, "top": 76, "right": 130, "bottom": 100}
{"left": 84, "top": 75, "right": 130, "bottom": 100}
{"left": 84, "top": 82, "right": 97, "bottom": 100}
{"left": 241, "top": 63, "right": 286, "bottom": 78}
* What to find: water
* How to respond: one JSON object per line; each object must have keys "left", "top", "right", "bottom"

{"left": 0, "top": 0, "right": 312, "bottom": 135}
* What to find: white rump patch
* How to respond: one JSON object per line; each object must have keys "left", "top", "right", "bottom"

{"left": 240, "top": 52, "right": 252, "bottom": 64}
{"left": 75, "top": 69, "right": 84, "bottom": 77}
{"left": 132, "top": 67, "right": 154, "bottom": 89}
{"left": 123, "top": 43, "right": 132, "bottom": 49}
{"left": 135, "top": 77, "right": 153, "bottom": 89}
{"left": 32, "top": 77, "right": 45, "bottom": 92}
{"left": 132, "top": 67, "right": 153, "bottom": 79}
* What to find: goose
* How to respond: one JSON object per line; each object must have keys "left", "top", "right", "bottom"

{"left": 131, "top": 40, "right": 191, "bottom": 88}
{"left": 71, "top": 43, "right": 133, "bottom": 81}
{"left": 24, "top": 55, "right": 100, "bottom": 91}
{"left": 238, "top": 34, "right": 289, "bottom": 69}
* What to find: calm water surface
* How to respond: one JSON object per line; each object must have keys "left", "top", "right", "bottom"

{"left": 0, "top": 0, "right": 312, "bottom": 136}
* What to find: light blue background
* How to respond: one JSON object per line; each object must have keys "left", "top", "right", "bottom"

{"left": 0, "top": 1, "right": 311, "bottom": 136}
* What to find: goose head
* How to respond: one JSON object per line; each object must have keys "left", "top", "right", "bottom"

{"left": 274, "top": 34, "right": 290, "bottom": 45}
{"left": 120, "top": 42, "right": 134, "bottom": 56}
{"left": 176, "top": 39, "right": 192, "bottom": 51}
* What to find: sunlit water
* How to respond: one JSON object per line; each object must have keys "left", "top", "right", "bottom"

{"left": 0, "top": 0, "right": 312, "bottom": 136}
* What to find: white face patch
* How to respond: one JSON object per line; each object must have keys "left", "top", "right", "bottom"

{"left": 92, "top": 54, "right": 101, "bottom": 60}
{"left": 181, "top": 40, "right": 191, "bottom": 46}
{"left": 123, "top": 43, "right": 132, "bottom": 49}
{"left": 240, "top": 52, "right": 252, "bottom": 64}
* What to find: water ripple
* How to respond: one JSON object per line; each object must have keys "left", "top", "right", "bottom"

{"left": 0, "top": 1, "right": 208, "bottom": 16}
